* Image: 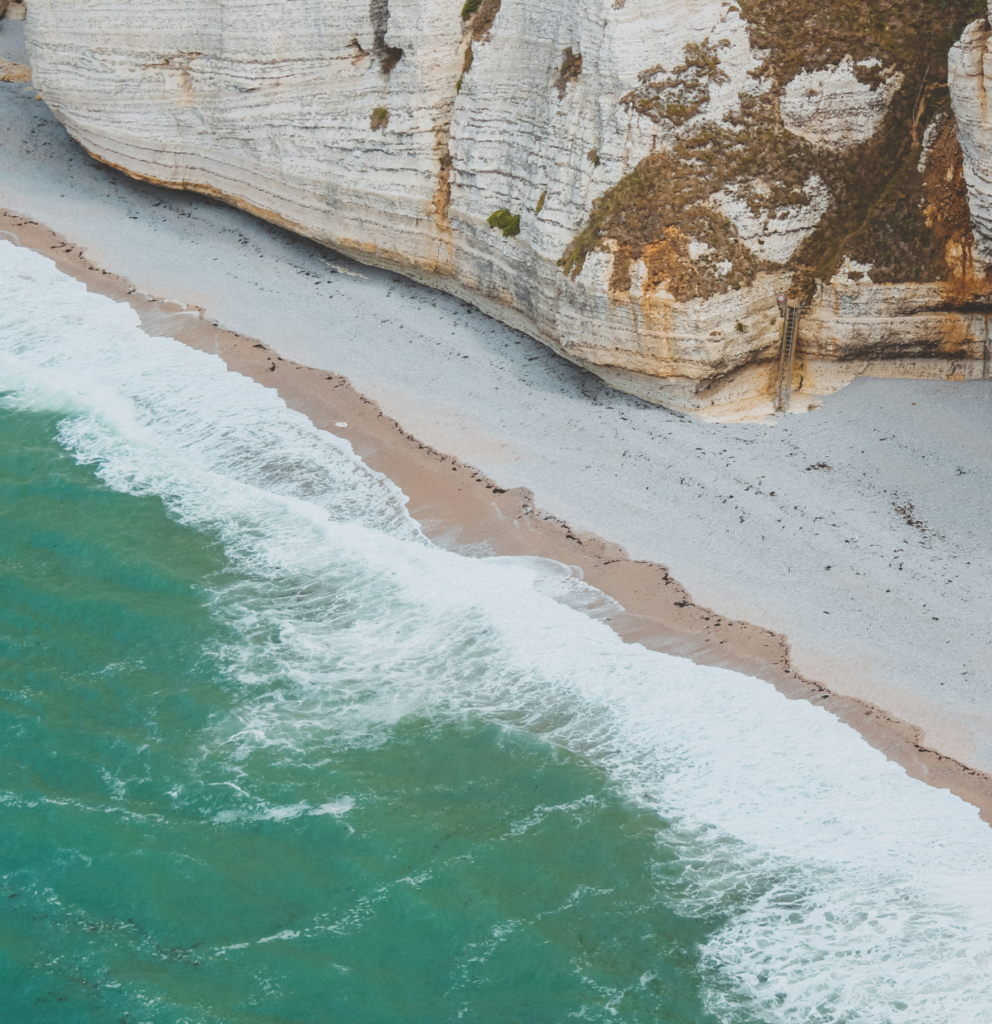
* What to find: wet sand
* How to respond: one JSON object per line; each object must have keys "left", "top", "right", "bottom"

{"left": 4, "top": 208, "right": 990, "bottom": 824}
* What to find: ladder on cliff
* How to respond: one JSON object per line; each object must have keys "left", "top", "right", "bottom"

{"left": 774, "top": 295, "right": 809, "bottom": 413}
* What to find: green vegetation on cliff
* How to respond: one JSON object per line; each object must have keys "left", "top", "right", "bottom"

{"left": 488, "top": 209, "right": 521, "bottom": 237}
{"left": 563, "top": 0, "right": 987, "bottom": 302}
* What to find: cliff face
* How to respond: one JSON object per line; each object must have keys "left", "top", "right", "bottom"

{"left": 23, "top": 0, "right": 992, "bottom": 419}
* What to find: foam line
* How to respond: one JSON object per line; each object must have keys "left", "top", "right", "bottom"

{"left": 3, "top": 240, "right": 992, "bottom": 1023}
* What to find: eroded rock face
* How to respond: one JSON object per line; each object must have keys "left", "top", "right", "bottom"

{"left": 950, "top": 15, "right": 992, "bottom": 259}
{"left": 779, "top": 58, "right": 904, "bottom": 151}
{"left": 24, "top": 0, "right": 992, "bottom": 419}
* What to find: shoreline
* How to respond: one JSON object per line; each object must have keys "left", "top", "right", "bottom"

{"left": 5, "top": 207, "right": 992, "bottom": 824}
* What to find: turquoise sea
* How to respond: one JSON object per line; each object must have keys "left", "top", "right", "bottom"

{"left": 2, "top": 240, "right": 991, "bottom": 1024}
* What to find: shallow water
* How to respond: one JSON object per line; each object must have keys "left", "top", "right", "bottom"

{"left": 2, "top": 240, "right": 992, "bottom": 1023}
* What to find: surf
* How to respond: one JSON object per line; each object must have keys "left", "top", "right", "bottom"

{"left": 2, "top": 238, "right": 991, "bottom": 1023}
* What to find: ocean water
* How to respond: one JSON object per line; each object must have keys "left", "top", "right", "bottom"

{"left": 1, "top": 240, "right": 991, "bottom": 1024}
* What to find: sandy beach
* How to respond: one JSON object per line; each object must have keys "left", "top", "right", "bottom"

{"left": 2, "top": 17, "right": 992, "bottom": 816}
{"left": 4, "top": 209, "right": 990, "bottom": 822}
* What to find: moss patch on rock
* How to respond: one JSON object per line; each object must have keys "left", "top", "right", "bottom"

{"left": 740, "top": 0, "right": 986, "bottom": 293}
{"left": 488, "top": 209, "right": 521, "bottom": 237}
{"left": 463, "top": 0, "right": 501, "bottom": 41}
{"left": 564, "top": 0, "right": 988, "bottom": 303}
{"left": 561, "top": 147, "right": 763, "bottom": 299}
{"left": 370, "top": 107, "right": 389, "bottom": 131}
{"left": 738, "top": 0, "right": 985, "bottom": 87}
{"left": 843, "top": 112, "right": 974, "bottom": 284}
{"left": 621, "top": 40, "right": 729, "bottom": 127}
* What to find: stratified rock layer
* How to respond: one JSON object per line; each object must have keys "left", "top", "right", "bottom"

{"left": 23, "top": 0, "right": 992, "bottom": 419}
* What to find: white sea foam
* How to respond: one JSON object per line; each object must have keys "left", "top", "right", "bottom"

{"left": 311, "top": 797, "right": 355, "bottom": 816}
{"left": 211, "top": 797, "right": 354, "bottom": 823}
{"left": 258, "top": 929, "right": 301, "bottom": 943}
{"left": 3, "top": 240, "right": 992, "bottom": 1023}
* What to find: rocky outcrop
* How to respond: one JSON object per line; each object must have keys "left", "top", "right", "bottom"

{"left": 0, "top": 58, "right": 30, "bottom": 81}
{"left": 950, "top": 15, "right": 992, "bottom": 261}
{"left": 22, "top": 0, "right": 992, "bottom": 419}
{"left": 1, "top": 2, "right": 27, "bottom": 21}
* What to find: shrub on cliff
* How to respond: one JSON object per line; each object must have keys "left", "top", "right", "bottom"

{"left": 487, "top": 209, "right": 520, "bottom": 237}
{"left": 461, "top": 0, "right": 501, "bottom": 38}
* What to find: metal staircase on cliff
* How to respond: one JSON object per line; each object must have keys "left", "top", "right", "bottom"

{"left": 774, "top": 295, "right": 809, "bottom": 413}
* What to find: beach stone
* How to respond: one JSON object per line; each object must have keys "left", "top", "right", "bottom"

{"left": 0, "top": 58, "right": 29, "bottom": 81}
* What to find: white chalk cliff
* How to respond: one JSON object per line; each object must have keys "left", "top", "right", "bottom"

{"left": 951, "top": 16, "right": 992, "bottom": 259}
{"left": 21, "top": 0, "right": 992, "bottom": 419}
